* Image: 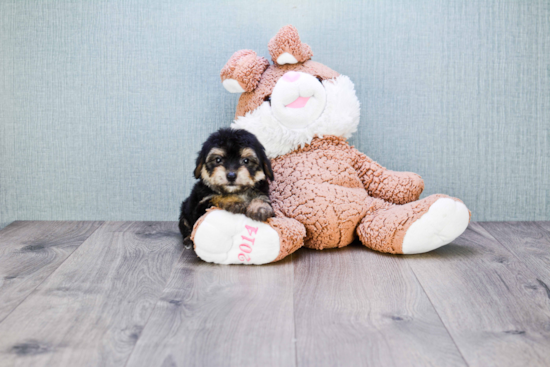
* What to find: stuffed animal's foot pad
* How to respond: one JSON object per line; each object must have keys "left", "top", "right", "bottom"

{"left": 402, "top": 198, "right": 469, "bottom": 254}
{"left": 193, "top": 210, "right": 280, "bottom": 265}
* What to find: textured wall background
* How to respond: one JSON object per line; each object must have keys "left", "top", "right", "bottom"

{"left": 1, "top": 0, "right": 549, "bottom": 228}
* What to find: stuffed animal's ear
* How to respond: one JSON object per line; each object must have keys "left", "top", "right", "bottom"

{"left": 268, "top": 25, "right": 313, "bottom": 65}
{"left": 220, "top": 50, "right": 270, "bottom": 94}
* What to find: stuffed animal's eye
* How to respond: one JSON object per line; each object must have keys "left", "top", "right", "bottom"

{"left": 215, "top": 157, "right": 222, "bottom": 164}
{"left": 316, "top": 76, "right": 323, "bottom": 83}
{"left": 264, "top": 95, "right": 271, "bottom": 104}
{"left": 242, "top": 158, "right": 250, "bottom": 164}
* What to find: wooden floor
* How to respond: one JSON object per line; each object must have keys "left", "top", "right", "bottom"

{"left": 0, "top": 221, "right": 549, "bottom": 367}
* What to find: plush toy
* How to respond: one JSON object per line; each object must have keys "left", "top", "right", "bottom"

{"left": 191, "top": 25, "right": 470, "bottom": 265}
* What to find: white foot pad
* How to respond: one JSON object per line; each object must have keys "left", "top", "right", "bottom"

{"left": 402, "top": 198, "right": 470, "bottom": 254}
{"left": 193, "top": 210, "right": 280, "bottom": 265}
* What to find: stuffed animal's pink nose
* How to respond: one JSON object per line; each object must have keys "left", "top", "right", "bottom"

{"left": 282, "top": 71, "right": 300, "bottom": 82}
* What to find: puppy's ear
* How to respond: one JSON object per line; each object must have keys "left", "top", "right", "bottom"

{"left": 258, "top": 149, "right": 274, "bottom": 181}
{"left": 263, "top": 159, "right": 274, "bottom": 181}
{"left": 194, "top": 151, "right": 205, "bottom": 179}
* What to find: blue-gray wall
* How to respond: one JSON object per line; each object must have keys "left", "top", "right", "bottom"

{"left": 1, "top": 0, "right": 549, "bottom": 229}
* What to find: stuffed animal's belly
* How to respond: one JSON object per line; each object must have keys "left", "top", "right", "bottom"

{"left": 270, "top": 144, "right": 370, "bottom": 249}
{"left": 271, "top": 145, "right": 365, "bottom": 188}
{"left": 271, "top": 181, "right": 368, "bottom": 249}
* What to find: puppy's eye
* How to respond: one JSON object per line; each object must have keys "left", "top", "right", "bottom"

{"left": 215, "top": 157, "right": 222, "bottom": 164}
{"left": 316, "top": 76, "right": 323, "bottom": 83}
{"left": 242, "top": 158, "right": 249, "bottom": 164}
{"left": 264, "top": 95, "right": 271, "bottom": 104}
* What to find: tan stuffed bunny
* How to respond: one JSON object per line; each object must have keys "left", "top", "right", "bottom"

{"left": 191, "top": 25, "right": 470, "bottom": 265}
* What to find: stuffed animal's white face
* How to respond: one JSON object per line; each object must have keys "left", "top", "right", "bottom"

{"left": 271, "top": 71, "right": 327, "bottom": 129}
{"left": 231, "top": 75, "right": 360, "bottom": 159}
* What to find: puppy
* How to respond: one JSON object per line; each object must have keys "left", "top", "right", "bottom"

{"left": 178, "top": 128, "right": 275, "bottom": 248}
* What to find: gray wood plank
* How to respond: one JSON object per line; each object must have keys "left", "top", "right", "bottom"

{"left": 535, "top": 222, "right": 550, "bottom": 233}
{"left": 481, "top": 222, "right": 550, "bottom": 285}
{"left": 408, "top": 223, "right": 550, "bottom": 367}
{"left": 292, "top": 245, "right": 466, "bottom": 367}
{"left": 125, "top": 249, "right": 296, "bottom": 367}
{"left": 0, "top": 221, "right": 182, "bottom": 367}
{"left": 0, "top": 221, "right": 103, "bottom": 322}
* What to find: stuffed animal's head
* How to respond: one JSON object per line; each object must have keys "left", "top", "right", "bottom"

{"left": 221, "top": 25, "right": 360, "bottom": 158}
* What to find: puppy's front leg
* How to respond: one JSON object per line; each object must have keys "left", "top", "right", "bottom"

{"left": 178, "top": 217, "right": 194, "bottom": 249}
{"left": 246, "top": 197, "right": 275, "bottom": 222}
{"left": 212, "top": 195, "right": 248, "bottom": 214}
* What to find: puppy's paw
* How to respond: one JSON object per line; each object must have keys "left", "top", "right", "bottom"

{"left": 249, "top": 207, "right": 275, "bottom": 222}
{"left": 246, "top": 200, "right": 275, "bottom": 222}
{"left": 183, "top": 236, "right": 194, "bottom": 249}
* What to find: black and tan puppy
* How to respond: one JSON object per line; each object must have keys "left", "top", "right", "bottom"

{"left": 178, "top": 128, "right": 275, "bottom": 247}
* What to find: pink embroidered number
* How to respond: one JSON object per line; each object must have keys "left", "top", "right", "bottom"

{"left": 245, "top": 225, "right": 258, "bottom": 236}
{"left": 239, "top": 244, "right": 252, "bottom": 253}
{"left": 238, "top": 253, "right": 250, "bottom": 262}
{"left": 238, "top": 225, "right": 259, "bottom": 262}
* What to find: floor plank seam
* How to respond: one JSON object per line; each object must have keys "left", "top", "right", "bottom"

{"left": 408, "top": 262, "right": 471, "bottom": 367}
{"left": 0, "top": 221, "right": 105, "bottom": 325}
{"left": 478, "top": 222, "right": 550, "bottom": 282}
{"left": 122, "top": 249, "right": 186, "bottom": 367}
{"left": 291, "top": 253, "right": 298, "bottom": 367}
{"left": 533, "top": 222, "right": 550, "bottom": 237}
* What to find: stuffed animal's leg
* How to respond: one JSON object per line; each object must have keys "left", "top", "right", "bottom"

{"left": 190, "top": 208, "right": 305, "bottom": 265}
{"left": 356, "top": 194, "right": 470, "bottom": 254}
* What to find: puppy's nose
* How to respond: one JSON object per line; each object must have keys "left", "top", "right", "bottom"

{"left": 282, "top": 71, "right": 300, "bottom": 82}
{"left": 226, "top": 172, "right": 237, "bottom": 182}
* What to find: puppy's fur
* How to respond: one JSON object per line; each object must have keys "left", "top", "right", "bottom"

{"left": 178, "top": 128, "right": 275, "bottom": 248}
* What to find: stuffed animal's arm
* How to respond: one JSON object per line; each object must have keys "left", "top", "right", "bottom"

{"left": 352, "top": 149, "right": 424, "bottom": 204}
